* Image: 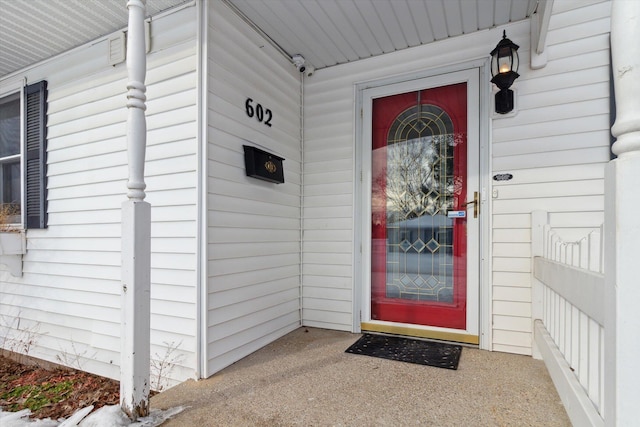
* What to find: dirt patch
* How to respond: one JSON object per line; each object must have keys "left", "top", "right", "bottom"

{"left": 0, "top": 355, "right": 120, "bottom": 420}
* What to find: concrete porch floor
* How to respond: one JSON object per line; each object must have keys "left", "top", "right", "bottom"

{"left": 151, "top": 327, "right": 570, "bottom": 426}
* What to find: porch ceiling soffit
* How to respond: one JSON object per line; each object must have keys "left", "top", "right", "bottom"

{"left": 0, "top": 0, "right": 191, "bottom": 78}
{"left": 224, "top": 0, "right": 539, "bottom": 70}
{"left": 1, "top": 0, "right": 542, "bottom": 79}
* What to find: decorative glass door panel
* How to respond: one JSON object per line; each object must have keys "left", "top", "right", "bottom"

{"left": 371, "top": 83, "right": 468, "bottom": 330}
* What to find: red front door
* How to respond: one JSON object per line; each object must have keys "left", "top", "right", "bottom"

{"left": 371, "top": 83, "right": 468, "bottom": 330}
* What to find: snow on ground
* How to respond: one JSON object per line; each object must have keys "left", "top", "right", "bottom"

{"left": 0, "top": 405, "right": 185, "bottom": 427}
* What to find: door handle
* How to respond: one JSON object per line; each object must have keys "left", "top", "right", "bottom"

{"left": 463, "top": 191, "right": 479, "bottom": 219}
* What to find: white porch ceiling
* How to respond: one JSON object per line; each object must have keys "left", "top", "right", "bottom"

{"left": 0, "top": 0, "right": 538, "bottom": 79}
{"left": 226, "top": 0, "right": 538, "bottom": 70}
{"left": 0, "top": 0, "right": 191, "bottom": 78}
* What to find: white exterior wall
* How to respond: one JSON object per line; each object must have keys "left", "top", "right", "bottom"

{"left": 491, "top": 0, "right": 611, "bottom": 355}
{"left": 0, "top": 5, "right": 199, "bottom": 389}
{"left": 303, "top": 0, "right": 611, "bottom": 355}
{"left": 302, "top": 28, "right": 499, "bottom": 333}
{"left": 205, "top": 1, "right": 302, "bottom": 376}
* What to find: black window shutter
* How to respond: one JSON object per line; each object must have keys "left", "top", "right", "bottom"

{"left": 23, "top": 81, "right": 48, "bottom": 229}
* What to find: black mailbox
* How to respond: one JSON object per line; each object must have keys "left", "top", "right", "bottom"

{"left": 243, "top": 145, "right": 285, "bottom": 184}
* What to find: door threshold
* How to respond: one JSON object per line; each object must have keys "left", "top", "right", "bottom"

{"left": 361, "top": 322, "right": 479, "bottom": 345}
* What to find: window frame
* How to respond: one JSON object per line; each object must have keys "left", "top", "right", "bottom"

{"left": 0, "top": 80, "right": 47, "bottom": 230}
{"left": 0, "top": 84, "right": 24, "bottom": 228}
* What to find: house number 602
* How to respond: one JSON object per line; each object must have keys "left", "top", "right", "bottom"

{"left": 245, "top": 98, "right": 273, "bottom": 127}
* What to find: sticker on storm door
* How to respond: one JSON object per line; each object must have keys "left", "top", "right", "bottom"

{"left": 447, "top": 211, "right": 466, "bottom": 218}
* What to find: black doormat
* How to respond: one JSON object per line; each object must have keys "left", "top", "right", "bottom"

{"left": 345, "top": 333, "right": 462, "bottom": 370}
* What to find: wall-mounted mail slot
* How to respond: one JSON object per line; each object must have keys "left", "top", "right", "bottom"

{"left": 243, "top": 145, "right": 285, "bottom": 184}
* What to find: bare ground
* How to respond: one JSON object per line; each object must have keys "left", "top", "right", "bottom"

{"left": 0, "top": 355, "right": 120, "bottom": 420}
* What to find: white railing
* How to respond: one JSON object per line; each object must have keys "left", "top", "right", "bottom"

{"left": 531, "top": 211, "right": 605, "bottom": 427}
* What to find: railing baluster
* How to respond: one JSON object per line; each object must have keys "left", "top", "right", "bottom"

{"left": 579, "top": 237, "right": 588, "bottom": 269}
{"left": 564, "top": 302, "right": 572, "bottom": 363}
{"left": 559, "top": 296, "right": 566, "bottom": 355}
{"left": 587, "top": 319, "right": 600, "bottom": 409}
{"left": 599, "top": 224, "right": 605, "bottom": 274}
{"left": 545, "top": 288, "right": 550, "bottom": 338}
{"left": 589, "top": 230, "right": 601, "bottom": 273}
{"left": 578, "top": 312, "right": 589, "bottom": 388}
{"left": 571, "top": 305, "right": 580, "bottom": 372}
{"left": 555, "top": 291, "right": 561, "bottom": 344}
{"left": 599, "top": 328, "right": 605, "bottom": 415}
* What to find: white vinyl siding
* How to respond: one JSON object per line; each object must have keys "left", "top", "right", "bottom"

{"left": 205, "top": 1, "right": 301, "bottom": 376}
{"left": 491, "top": 0, "right": 611, "bottom": 355}
{"left": 302, "top": 32, "right": 500, "bottom": 333}
{"left": 303, "top": 1, "right": 611, "bottom": 354}
{"left": 0, "top": 5, "right": 198, "bottom": 389}
{"left": 302, "top": 126, "right": 353, "bottom": 330}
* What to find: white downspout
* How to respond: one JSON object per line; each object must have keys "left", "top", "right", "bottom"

{"left": 195, "top": 0, "right": 209, "bottom": 381}
{"left": 299, "top": 73, "right": 304, "bottom": 327}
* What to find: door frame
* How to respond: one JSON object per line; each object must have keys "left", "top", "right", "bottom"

{"left": 353, "top": 59, "right": 492, "bottom": 349}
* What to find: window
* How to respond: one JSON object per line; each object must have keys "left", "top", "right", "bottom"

{"left": 0, "top": 81, "right": 47, "bottom": 229}
{"left": 0, "top": 92, "right": 21, "bottom": 224}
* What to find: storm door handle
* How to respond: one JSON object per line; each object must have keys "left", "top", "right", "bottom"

{"left": 463, "top": 191, "right": 479, "bottom": 219}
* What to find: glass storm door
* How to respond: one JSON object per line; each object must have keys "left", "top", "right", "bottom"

{"left": 369, "top": 79, "right": 477, "bottom": 333}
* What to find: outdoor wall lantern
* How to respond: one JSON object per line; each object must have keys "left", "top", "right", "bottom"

{"left": 490, "top": 30, "right": 520, "bottom": 114}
